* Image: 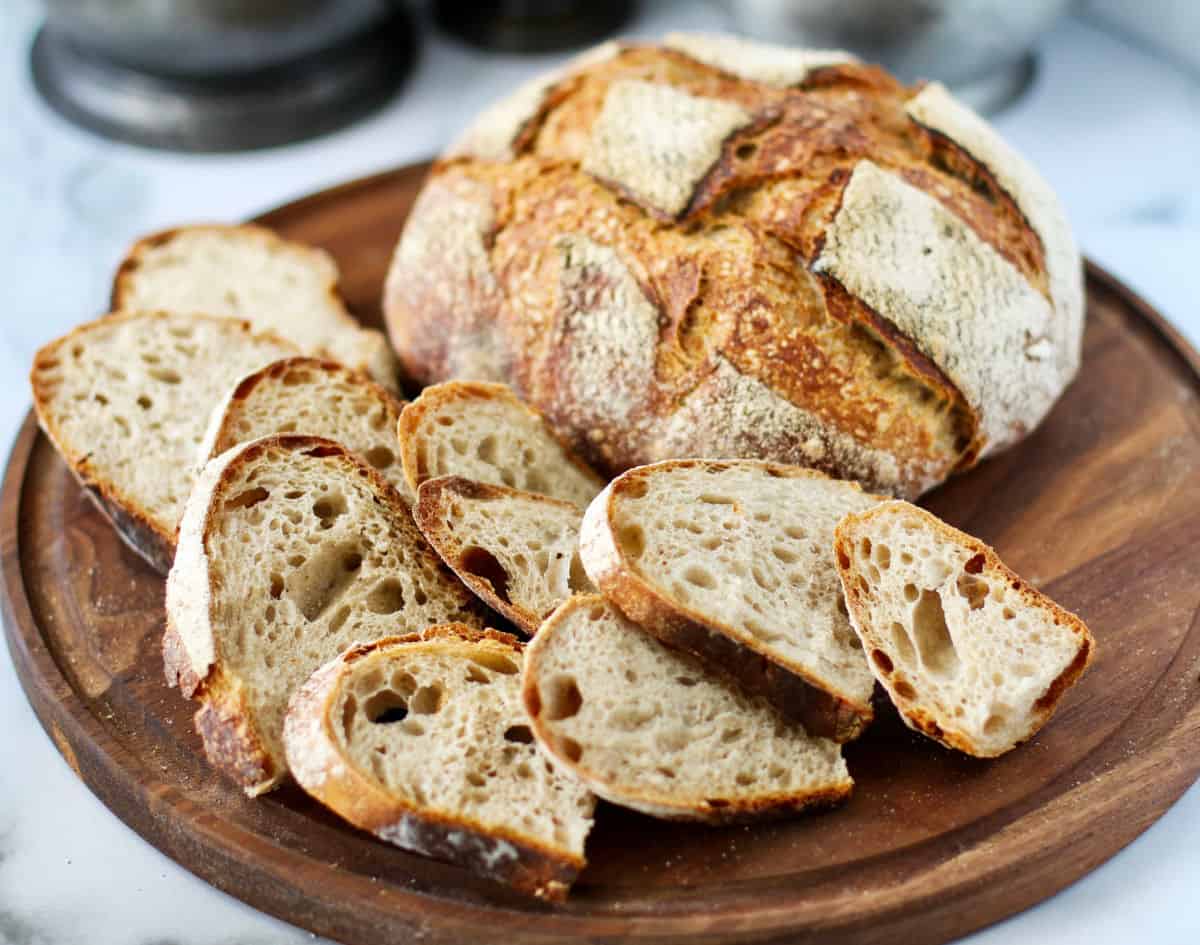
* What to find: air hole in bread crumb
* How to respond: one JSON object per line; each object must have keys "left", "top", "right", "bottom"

{"left": 328, "top": 606, "right": 351, "bottom": 633}
{"left": 589, "top": 605, "right": 605, "bottom": 621}
{"left": 889, "top": 621, "right": 917, "bottom": 665}
{"left": 983, "top": 712, "right": 1007, "bottom": 735}
{"left": 476, "top": 435, "right": 498, "bottom": 464}
{"left": 735, "top": 142, "right": 757, "bottom": 160}
{"left": 365, "top": 689, "right": 409, "bottom": 724}
{"left": 772, "top": 545, "right": 799, "bottom": 564}
{"left": 872, "top": 649, "right": 894, "bottom": 674}
{"left": 736, "top": 772, "right": 756, "bottom": 786}
{"left": 705, "top": 799, "right": 730, "bottom": 809}
{"left": 341, "top": 695, "right": 358, "bottom": 736}
{"left": 567, "top": 554, "right": 591, "bottom": 592}
{"left": 874, "top": 544, "right": 891, "bottom": 570}
{"left": 912, "top": 590, "right": 960, "bottom": 677}
{"left": 136, "top": 394, "right": 152, "bottom": 410}
{"left": 516, "top": 762, "right": 533, "bottom": 780}
{"left": 675, "top": 675, "right": 698, "bottom": 687}
{"left": 411, "top": 684, "right": 444, "bottom": 714}
{"left": 558, "top": 736, "right": 583, "bottom": 763}
{"left": 227, "top": 487, "right": 270, "bottom": 510}
{"left": 471, "top": 652, "right": 518, "bottom": 675}
{"left": 436, "top": 415, "right": 454, "bottom": 426}
{"left": 466, "top": 664, "right": 490, "bottom": 684}
{"left": 699, "top": 493, "right": 735, "bottom": 506}
{"left": 459, "top": 546, "right": 511, "bottom": 604}
{"left": 903, "top": 583, "right": 919, "bottom": 603}
{"left": 656, "top": 766, "right": 676, "bottom": 779}
{"left": 893, "top": 680, "right": 917, "bottom": 700}
{"left": 542, "top": 675, "right": 583, "bottom": 720}
{"left": 900, "top": 551, "right": 914, "bottom": 565}
{"left": 365, "top": 578, "right": 405, "bottom": 614}
{"left": 721, "top": 727, "right": 742, "bottom": 743}
{"left": 402, "top": 719, "right": 425, "bottom": 736}
{"left": 364, "top": 446, "right": 394, "bottom": 469}
{"left": 956, "top": 573, "right": 988, "bottom": 610}
{"left": 837, "top": 548, "right": 851, "bottom": 570}
{"left": 466, "top": 771, "right": 486, "bottom": 787}
{"left": 964, "top": 553, "right": 985, "bottom": 574}
{"left": 1002, "top": 607, "right": 1016, "bottom": 620}
{"left": 623, "top": 479, "right": 649, "bottom": 499}
{"left": 859, "top": 537, "right": 872, "bottom": 558}
{"left": 684, "top": 565, "right": 716, "bottom": 589}
{"left": 619, "top": 525, "right": 648, "bottom": 561}
{"left": 313, "top": 493, "right": 347, "bottom": 528}
{"left": 149, "top": 366, "right": 182, "bottom": 384}
{"left": 504, "top": 725, "right": 534, "bottom": 744}
{"left": 269, "top": 573, "right": 283, "bottom": 599}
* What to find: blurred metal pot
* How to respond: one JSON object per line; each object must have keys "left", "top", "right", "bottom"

{"left": 732, "top": 0, "right": 1073, "bottom": 110}
{"left": 39, "top": 0, "right": 393, "bottom": 78}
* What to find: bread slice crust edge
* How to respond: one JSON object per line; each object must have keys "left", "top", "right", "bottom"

{"left": 834, "top": 500, "right": 1095, "bottom": 757}
{"left": 522, "top": 595, "right": 854, "bottom": 824}
{"left": 283, "top": 626, "right": 587, "bottom": 901}
{"left": 578, "top": 460, "right": 873, "bottom": 742}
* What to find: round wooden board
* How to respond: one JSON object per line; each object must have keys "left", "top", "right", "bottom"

{"left": 5, "top": 162, "right": 1200, "bottom": 945}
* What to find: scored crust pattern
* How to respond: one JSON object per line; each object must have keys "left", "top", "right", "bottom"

{"left": 383, "top": 34, "right": 1083, "bottom": 498}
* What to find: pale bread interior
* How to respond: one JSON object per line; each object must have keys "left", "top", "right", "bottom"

{"left": 837, "top": 501, "right": 1088, "bottom": 756}
{"left": 202, "top": 358, "right": 408, "bottom": 500}
{"left": 400, "top": 383, "right": 602, "bottom": 507}
{"left": 116, "top": 226, "right": 394, "bottom": 386}
{"left": 326, "top": 637, "right": 593, "bottom": 856}
{"left": 599, "top": 463, "right": 879, "bottom": 709}
{"left": 32, "top": 312, "right": 294, "bottom": 536}
{"left": 189, "top": 441, "right": 478, "bottom": 775}
{"left": 416, "top": 479, "right": 593, "bottom": 632}
{"left": 526, "top": 597, "right": 850, "bottom": 819}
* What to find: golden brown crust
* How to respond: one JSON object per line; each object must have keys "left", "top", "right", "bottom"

{"left": 579, "top": 460, "right": 873, "bottom": 742}
{"left": 384, "top": 42, "right": 1080, "bottom": 497}
{"left": 284, "top": 628, "right": 582, "bottom": 901}
{"left": 523, "top": 595, "right": 853, "bottom": 823}
{"left": 833, "top": 502, "right": 1095, "bottom": 757}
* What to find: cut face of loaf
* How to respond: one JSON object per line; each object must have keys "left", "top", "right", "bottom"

{"left": 835, "top": 500, "right": 1094, "bottom": 757}
{"left": 164, "top": 435, "right": 483, "bottom": 795}
{"left": 414, "top": 477, "right": 594, "bottom": 634}
{"left": 397, "top": 381, "right": 604, "bottom": 508}
{"left": 30, "top": 311, "right": 297, "bottom": 572}
{"left": 580, "top": 460, "right": 879, "bottom": 741}
{"left": 201, "top": 357, "right": 409, "bottom": 501}
{"left": 112, "top": 224, "right": 398, "bottom": 390}
{"left": 523, "top": 596, "right": 852, "bottom": 823}
{"left": 283, "top": 626, "right": 594, "bottom": 902}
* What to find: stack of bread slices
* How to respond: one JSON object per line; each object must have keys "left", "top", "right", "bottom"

{"left": 29, "top": 222, "right": 1094, "bottom": 902}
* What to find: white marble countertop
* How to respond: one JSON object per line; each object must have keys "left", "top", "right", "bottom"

{"left": 2, "top": 2, "right": 1199, "bottom": 943}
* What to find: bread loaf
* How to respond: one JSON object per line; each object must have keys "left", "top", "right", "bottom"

{"left": 384, "top": 34, "right": 1083, "bottom": 497}
{"left": 283, "top": 626, "right": 594, "bottom": 900}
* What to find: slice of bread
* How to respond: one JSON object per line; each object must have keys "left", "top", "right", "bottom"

{"left": 580, "top": 460, "right": 880, "bottom": 742}
{"left": 112, "top": 224, "right": 398, "bottom": 390}
{"left": 164, "top": 435, "right": 483, "bottom": 795}
{"left": 414, "top": 477, "right": 594, "bottom": 634}
{"left": 283, "top": 625, "right": 595, "bottom": 901}
{"left": 397, "top": 381, "right": 604, "bottom": 507}
{"left": 523, "top": 595, "right": 852, "bottom": 823}
{"left": 30, "top": 311, "right": 297, "bottom": 573}
{"left": 834, "top": 500, "right": 1094, "bottom": 757}
{"left": 200, "top": 356, "right": 409, "bottom": 501}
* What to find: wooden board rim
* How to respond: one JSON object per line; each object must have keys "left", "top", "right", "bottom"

{"left": 4, "top": 162, "right": 1200, "bottom": 944}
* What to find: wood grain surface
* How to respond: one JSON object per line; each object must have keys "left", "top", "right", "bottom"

{"left": 3, "top": 162, "right": 1200, "bottom": 945}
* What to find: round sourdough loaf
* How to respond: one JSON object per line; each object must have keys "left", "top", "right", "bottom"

{"left": 382, "top": 33, "right": 1083, "bottom": 498}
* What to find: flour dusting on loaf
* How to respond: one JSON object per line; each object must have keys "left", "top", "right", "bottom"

{"left": 665, "top": 32, "right": 857, "bottom": 86}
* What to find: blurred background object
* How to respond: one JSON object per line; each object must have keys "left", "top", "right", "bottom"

{"left": 433, "top": 0, "right": 635, "bottom": 53}
{"left": 1082, "top": 0, "right": 1200, "bottom": 73}
{"left": 731, "top": 0, "right": 1073, "bottom": 112}
{"left": 32, "top": 0, "right": 417, "bottom": 151}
